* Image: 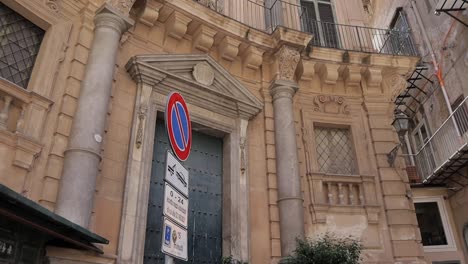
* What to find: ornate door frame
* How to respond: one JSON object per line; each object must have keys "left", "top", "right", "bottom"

{"left": 117, "top": 54, "right": 262, "bottom": 264}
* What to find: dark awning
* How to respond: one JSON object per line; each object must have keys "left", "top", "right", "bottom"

{"left": 0, "top": 184, "right": 108, "bottom": 254}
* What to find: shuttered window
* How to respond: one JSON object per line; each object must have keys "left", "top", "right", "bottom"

{"left": 301, "top": 0, "right": 337, "bottom": 47}
{"left": 318, "top": 3, "right": 334, "bottom": 22}
{"left": 300, "top": 0, "right": 335, "bottom": 24}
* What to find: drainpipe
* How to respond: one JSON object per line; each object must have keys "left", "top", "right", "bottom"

{"left": 410, "top": 0, "right": 459, "bottom": 135}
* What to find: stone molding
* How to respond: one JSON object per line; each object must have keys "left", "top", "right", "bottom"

{"left": 316, "top": 63, "right": 340, "bottom": 85}
{"left": 219, "top": 36, "right": 241, "bottom": 62}
{"left": 165, "top": 11, "right": 191, "bottom": 41}
{"left": 343, "top": 65, "right": 362, "bottom": 86}
{"left": 192, "top": 24, "right": 217, "bottom": 52}
{"left": 0, "top": 131, "right": 43, "bottom": 172}
{"left": 270, "top": 80, "right": 299, "bottom": 101}
{"left": 138, "top": 0, "right": 163, "bottom": 27}
{"left": 364, "top": 67, "right": 383, "bottom": 88}
{"left": 297, "top": 60, "right": 316, "bottom": 81}
{"left": 242, "top": 46, "right": 265, "bottom": 70}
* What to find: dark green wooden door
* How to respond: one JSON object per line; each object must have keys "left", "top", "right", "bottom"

{"left": 144, "top": 120, "right": 223, "bottom": 263}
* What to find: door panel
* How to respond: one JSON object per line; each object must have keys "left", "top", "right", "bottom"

{"left": 144, "top": 120, "right": 223, "bottom": 264}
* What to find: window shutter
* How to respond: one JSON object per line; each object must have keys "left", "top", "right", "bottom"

{"left": 301, "top": 1, "right": 317, "bottom": 20}
{"left": 318, "top": 3, "right": 334, "bottom": 23}
{"left": 300, "top": 1, "right": 318, "bottom": 38}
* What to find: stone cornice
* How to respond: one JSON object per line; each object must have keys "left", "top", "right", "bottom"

{"left": 136, "top": 0, "right": 419, "bottom": 84}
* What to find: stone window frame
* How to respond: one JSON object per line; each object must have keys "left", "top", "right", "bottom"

{"left": 0, "top": 0, "right": 70, "bottom": 97}
{"left": 413, "top": 196, "right": 457, "bottom": 252}
{"left": 300, "top": 107, "right": 380, "bottom": 223}
{"left": 0, "top": 1, "right": 68, "bottom": 172}
{"left": 118, "top": 54, "right": 262, "bottom": 264}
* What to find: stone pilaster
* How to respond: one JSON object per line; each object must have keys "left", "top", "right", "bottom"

{"left": 363, "top": 68, "right": 425, "bottom": 263}
{"left": 55, "top": 4, "right": 133, "bottom": 227}
{"left": 270, "top": 80, "right": 304, "bottom": 256}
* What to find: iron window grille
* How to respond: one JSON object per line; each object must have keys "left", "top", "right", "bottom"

{"left": 315, "top": 126, "right": 357, "bottom": 175}
{"left": 0, "top": 2, "right": 45, "bottom": 89}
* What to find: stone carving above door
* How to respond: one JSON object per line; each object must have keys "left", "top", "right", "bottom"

{"left": 193, "top": 62, "right": 215, "bottom": 86}
{"left": 313, "top": 95, "right": 350, "bottom": 115}
{"left": 126, "top": 54, "right": 263, "bottom": 120}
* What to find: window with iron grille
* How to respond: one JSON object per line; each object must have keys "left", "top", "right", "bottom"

{"left": 0, "top": 2, "right": 45, "bottom": 89}
{"left": 314, "top": 126, "right": 357, "bottom": 175}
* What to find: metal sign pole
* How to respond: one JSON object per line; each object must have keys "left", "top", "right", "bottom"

{"left": 165, "top": 256, "right": 174, "bottom": 264}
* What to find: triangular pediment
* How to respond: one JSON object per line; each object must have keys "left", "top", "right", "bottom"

{"left": 126, "top": 54, "right": 263, "bottom": 120}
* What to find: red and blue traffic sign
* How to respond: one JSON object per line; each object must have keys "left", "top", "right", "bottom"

{"left": 165, "top": 92, "right": 192, "bottom": 161}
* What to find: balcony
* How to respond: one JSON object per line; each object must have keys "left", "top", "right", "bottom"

{"left": 193, "top": 0, "right": 418, "bottom": 56}
{"left": 410, "top": 96, "right": 468, "bottom": 187}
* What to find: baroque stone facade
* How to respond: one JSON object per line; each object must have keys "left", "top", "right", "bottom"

{"left": 0, "top": 0, "right": 430, "bottom": 263}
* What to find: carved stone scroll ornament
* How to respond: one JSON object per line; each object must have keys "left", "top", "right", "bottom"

{"left": 313, "top": 95, "right": 350, "bottom": 115}
{"left": 276, "top": 46, "right": 301, "bottom": 81}
{"left": 45, "top": 0, "right": 59, "bottom": 12}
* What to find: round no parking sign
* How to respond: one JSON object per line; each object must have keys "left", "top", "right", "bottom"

{"left": 165, "top": 92, "right": 192, "bottom": 161}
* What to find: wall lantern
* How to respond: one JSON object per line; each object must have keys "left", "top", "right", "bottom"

{"left": 387, "top": 111, "right": 409, "bottom": 167}
{"left": 392, "top": 111, "right": 409, "bottom": 136}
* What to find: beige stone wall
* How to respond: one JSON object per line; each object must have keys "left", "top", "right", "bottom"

{"left": 0, "top": 0, "right": 427, "bottom": 263}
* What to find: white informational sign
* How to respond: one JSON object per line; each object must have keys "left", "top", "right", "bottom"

{"left": 163, "top": 183, "right": 189, "bottom": 228}
{"left": 165, "top": 151, "right": 189, "bottom": 197}
{"left": 161, "top": 217, "right": 188, "bottom": 261}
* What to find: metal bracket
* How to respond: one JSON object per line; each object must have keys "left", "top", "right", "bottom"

{"left": 387, "top": 144, "right": 401, "bottom": 167}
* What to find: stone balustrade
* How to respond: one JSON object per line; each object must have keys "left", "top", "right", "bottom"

{"left": 0, "top": 81, "right": 30, "bottom": 135}
{"left": 323, "top": 180, "right": 364, "bottom": 206}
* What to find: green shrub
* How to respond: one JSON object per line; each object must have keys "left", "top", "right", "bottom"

{"left": 281, "top": 233, "right": 362, "bottom": 264}
{"left": 221, "top": 255, "right": 248, "bottom": 264}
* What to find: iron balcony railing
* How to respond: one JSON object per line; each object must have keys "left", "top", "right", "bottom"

{"left": 410, "top": 96, "right": 468, "bottom": 183}
{"left": 193, "top": 0, "right": 418, "bottom": 56}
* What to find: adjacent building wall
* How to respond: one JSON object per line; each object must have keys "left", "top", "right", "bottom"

{"left": 369, "top": 0, "right": 468, "bottom": 262}
{"left": 0, "top": 0, "right": 426, "bottom": 263}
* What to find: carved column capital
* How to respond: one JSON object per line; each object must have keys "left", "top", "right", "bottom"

{"left": 270, "top": 79, "right": 299, "bottom": 101}
{"left": 105, "top": 0, "right": 137, "bottom": 16}
{"left": 275, "top": 45, "right": 301, "bottom": 81}
{"left": 95, "top": 4, "right": 134, "bottom": 35}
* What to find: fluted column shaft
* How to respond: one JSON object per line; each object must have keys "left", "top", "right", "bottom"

{"left": 270, "top": 79, "right": 304, "bottom": 256}
{"left": 55, "top": 5, "right": 132, "bottom": 227}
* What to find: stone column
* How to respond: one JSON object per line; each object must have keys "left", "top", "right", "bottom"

{"left": 55, "top": 5, "right": 132, "bottom": 227}
{"left": 271, "top": 79, "right": 304, "bottom": 256}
